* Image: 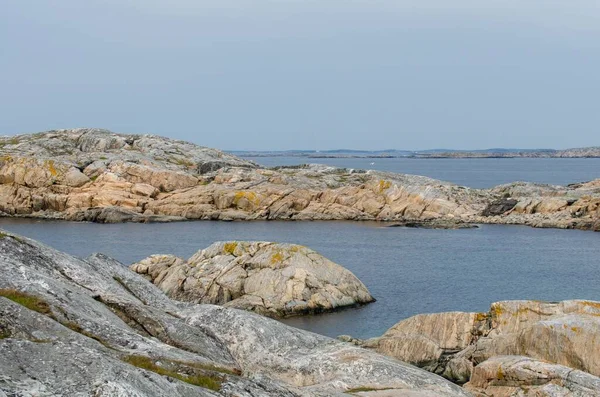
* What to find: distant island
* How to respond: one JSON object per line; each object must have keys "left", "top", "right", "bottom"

{"left": 231, "top": 146, "right": 600, "bottom": 159}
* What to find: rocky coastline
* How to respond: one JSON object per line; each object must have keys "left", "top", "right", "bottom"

{"left": 2, "top": 230, "right": 599, "bottom": 396}
{"left": 0, "top": 128, "right": 599, "bottom": 231}
{"left": 343, "top": 299, "right": 600, "bottom": 396}
{"left": 0, "top": 230, "right": 471, "bottom": 396}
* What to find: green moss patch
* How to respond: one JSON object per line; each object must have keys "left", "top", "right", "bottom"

{"left": 62, "top": 320, "right": 114, "bottom": 349}
{"left": 0, "top": 289, "right": 53, "bottom": 316}
{"left": 0, "top": 326, "right": 11, "bottom": 339}
{"left": 0, "top": 232, "right": 26, "bottom": 244}
{"left": 347, "top": 386, "right": 395, "bottom": 394}
{"left": 123, "top": 355, "right": 225, "bottom": 391}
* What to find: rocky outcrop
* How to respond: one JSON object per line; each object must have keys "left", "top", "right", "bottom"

{"left": 1, "top": 128, "right": 599, "bottom": 230}
{"left": 464, "top": 356, "right": 600, "bottom": 397}
{"left": 481, "top": 199, "right": 518, "bottom": 216}
{"left": 472, "top": 181, "right": 600, "bottom": 230}
{"left": 473, "top": 300, "right": 600, "bottom": 377}
{"left": 0, "top": 229, "right": 471, "bottom": 396}
{"left": 130, "top": 241, "right": 375, "bottom": 317}
{"left": 368, "top": 312, "right": 489, "bottom": 384}
{"left": 357, "top": 300, "right": 600, "bottom": 396}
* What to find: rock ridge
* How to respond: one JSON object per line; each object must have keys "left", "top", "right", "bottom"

{"left": 1, "top": 128, "right": 599, "bottom": 230}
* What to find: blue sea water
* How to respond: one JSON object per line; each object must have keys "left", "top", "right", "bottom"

{"left": 244, "top": 156, "right": 600, "bottom": 188}
{"left": 1, "top": 218, "right": 598, "bottom": 339}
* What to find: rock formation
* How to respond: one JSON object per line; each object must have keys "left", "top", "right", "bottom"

{"left": 0, "top": 229, "right": 471, "bottom": 396}
{"left": 464, "top": 355, "right": 600, "bottom": 396}
{"left": 0, "top": 128, "right": 599, "bottom": 230}
{"left": 353, "top": 300, "right": 600, "bottom": 396}
{"left": 473, "top": 180, "right": 600, "bottom": 231}
{"left": 130, "top": 241, "right": 375, "bottom": 317}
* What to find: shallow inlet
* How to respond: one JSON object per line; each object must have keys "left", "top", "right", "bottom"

{"left": 1, "top": 218, "right": 598, "bottom": 339}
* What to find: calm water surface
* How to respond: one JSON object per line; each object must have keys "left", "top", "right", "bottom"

{"left": 1, "top": 218, "right": 598, "bottom": 339}
{"left": 244, "top": 157, "right": 600, "bottom": 188}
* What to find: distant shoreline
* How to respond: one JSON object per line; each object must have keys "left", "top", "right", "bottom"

{"left": 232, "top": 150, "right": 600, "bottom": 159}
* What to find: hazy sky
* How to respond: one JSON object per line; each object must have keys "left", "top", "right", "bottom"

{"left": 2, "top": 1, "right": 599, "bottom": 150}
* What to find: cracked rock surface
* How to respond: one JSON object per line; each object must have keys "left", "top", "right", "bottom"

{"left": 354, "top": 300, "right": 600, "bottom": 396}
{"left": 130, "top": 241, "right": 375, "bottom": 317}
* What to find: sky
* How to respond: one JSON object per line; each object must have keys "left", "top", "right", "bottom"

{"left": 1, "top": 0, "right": 599, "bottom": 151}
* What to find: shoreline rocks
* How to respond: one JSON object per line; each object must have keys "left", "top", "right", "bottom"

{"left": 0, "top": 128, "right": 599, "bottom": 231}
{"left": 464, "top": 355, "right": 600, "bottom": 396}
{"left": 130, "top": 241, "right": 375, "bottom": 318}
{"left": 352, "top": 300, "right": 600, "bottom": 396}
{"left": 0, "top": 229, "right": 471, "bottom": 396}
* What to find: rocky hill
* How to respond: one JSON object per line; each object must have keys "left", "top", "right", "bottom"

{"left": 0, "top": 129, "right": 599, "bottom": 230}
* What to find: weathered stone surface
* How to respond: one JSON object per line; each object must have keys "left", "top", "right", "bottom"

{"left": 464, "top": 355, "right": 600, "bottom": 396}
{"left": 0, "top": 230, "right": 471, "bottom": 396}
{"left": 63, "top": 167, "right": 91, "bottom": 187}
{"left": 1, "top": 128, "right": 599, "bottom": 230}
{"left": 474, "top": 182, "right": 600, "bottom": 230}
{"left": 365, "top": 312, "right": 488, "bottom": 383}
{"left": 474, "top": 301, "right": 600, "bottom": 377}
{"left": 131, "top": 242, "right": 375, "bottom": 317}
{"left": 366, "top": 300, "right": 600, "bottom": 393}
{"left": 481, "top": 198, "right": 518, "bottom": 216}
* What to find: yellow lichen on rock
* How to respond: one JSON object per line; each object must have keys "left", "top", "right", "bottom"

{"left": 223, "top": 242, "right": 238, "bottom": 255}
{"left": 270, "top": 251, "right": 284, "bottom": 265}
{"left": 378, "top": 180, "right": 392, "bottom": 193}
{"left": 232, "top": 191, "right": 261, "bottom": 209}
{"left": 45, "top": 160, "right": 58, "bottom": 176}
{"left": 474, "top": 312, "right": 488, "bottom": 322}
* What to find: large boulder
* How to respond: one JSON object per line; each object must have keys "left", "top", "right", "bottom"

{"left": 0, "top": 229, "right": 470, "bottom": 396}
{"left": 130, "top": 241, "right": 375, "bottom": 317}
